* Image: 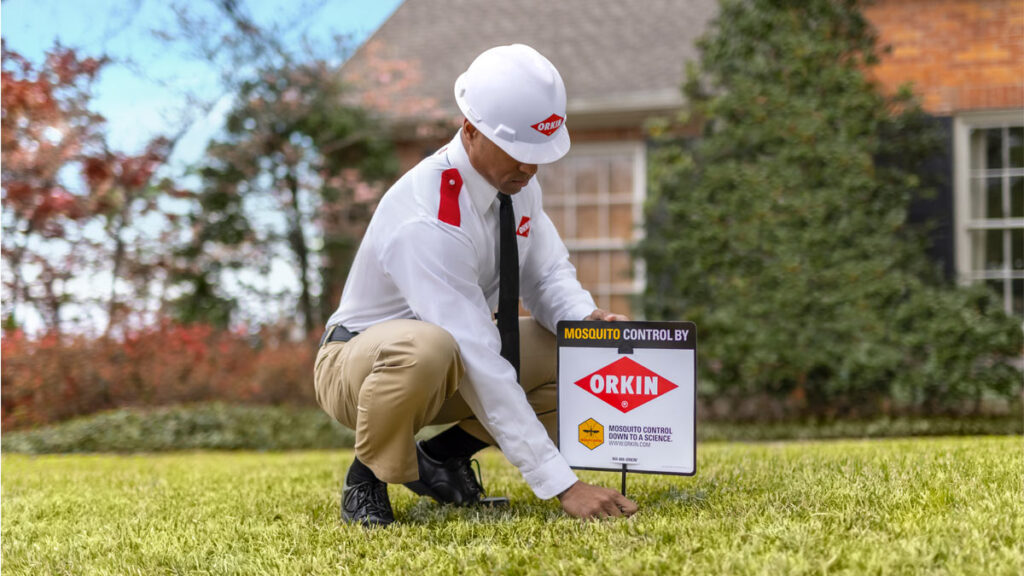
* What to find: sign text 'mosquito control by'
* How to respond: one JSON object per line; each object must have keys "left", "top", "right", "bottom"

{"left": 563, "top": 327, "right": 690, "bottom": 342}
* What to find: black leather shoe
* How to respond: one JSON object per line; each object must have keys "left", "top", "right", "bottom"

{"left": 341, "top": 478, "right": 394, "bottom": 527}
{"left": 403, "top": 441, "right": 485, "bottom": 506}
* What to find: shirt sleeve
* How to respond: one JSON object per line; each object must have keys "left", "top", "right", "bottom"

{"left": 520, "top": 208, "right": 598, "bottom": 333}
{"left": 379, "top": 217, "right": 578, "bottom": 500}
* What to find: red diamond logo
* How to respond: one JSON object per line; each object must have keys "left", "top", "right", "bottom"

{"left": 574, "top": 357, "right": 678, "bottom": 413}
{"left": 531, "top": 113, "right": 564, "bottom": 136}
{"left": 517, "top": 216, "right": 531, "bottom": 237}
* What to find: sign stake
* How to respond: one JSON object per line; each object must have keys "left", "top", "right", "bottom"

{"left": 621, "top": 464, "right": 628, "bottom": 497}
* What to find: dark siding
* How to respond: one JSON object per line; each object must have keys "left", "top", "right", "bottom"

{"left": 907, "top": 116, "right": 956, "bottom": 281}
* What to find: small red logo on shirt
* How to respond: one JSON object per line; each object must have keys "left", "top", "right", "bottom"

{"left": 531, "top": 114, "right": 564, "bottom": 136}
{"left": 517, "top": 216, "right": 531, "bottom": 237}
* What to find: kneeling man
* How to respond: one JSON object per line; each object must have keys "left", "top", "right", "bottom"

{"left": 315, "top": 44, "right": 638, "bottom": 526}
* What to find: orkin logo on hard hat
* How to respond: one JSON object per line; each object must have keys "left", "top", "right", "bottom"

{"left": 574, "top": 357, "right": 679, "bottom": 413}
{"left": 531, "top": 114, "right": 564, "bottom": 137}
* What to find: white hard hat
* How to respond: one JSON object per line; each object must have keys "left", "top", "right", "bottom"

{"left": 454, "top": 44, "right": 570, "bottom": 165}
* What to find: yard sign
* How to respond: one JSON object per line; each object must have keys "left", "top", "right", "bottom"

{"left": 557, "top": 320, "right": 696, "bottom": 477}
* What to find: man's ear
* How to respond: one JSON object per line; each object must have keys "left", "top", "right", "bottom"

{"left": 462, "top": 118, "right": 477, "bottom": 138}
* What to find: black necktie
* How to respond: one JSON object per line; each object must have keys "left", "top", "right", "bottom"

{"left": 497, "top": 193, "right": 520, "bottom": 381}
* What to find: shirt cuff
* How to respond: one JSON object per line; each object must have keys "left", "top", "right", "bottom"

{"left": 520, "top": 452, "right": 578, "bottom": 500}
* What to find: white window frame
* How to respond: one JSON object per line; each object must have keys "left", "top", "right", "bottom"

{"left": 952, "top": 109, "right": 1024, "bottom": 315}
{"left": 541, "top": 140, "right": 647, "bottom": 316}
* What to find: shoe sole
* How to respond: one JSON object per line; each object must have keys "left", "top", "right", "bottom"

{"left": 403, "top": 479, "right": 446, "bottom": 503}
{"left": 343, "top": 514, "right": 393, "bottom": 528}
{"left": 405, "top": 479, "right": 483, "bottom": 507}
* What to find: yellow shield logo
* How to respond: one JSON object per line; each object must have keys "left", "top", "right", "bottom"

{"left": 578, "top": 418, "right": 604, "bottom": 450}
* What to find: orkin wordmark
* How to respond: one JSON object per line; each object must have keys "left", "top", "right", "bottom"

{"left": 573, "top": 356, "right": 679, "bottom": 413}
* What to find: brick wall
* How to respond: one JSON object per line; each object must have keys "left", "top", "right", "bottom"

{"left": 865, "top": 0, "right": 1024, "bottom": 114}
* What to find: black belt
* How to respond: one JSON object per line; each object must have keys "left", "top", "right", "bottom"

{"left": 320, "top": 324, "right": 359, "bottom": 347}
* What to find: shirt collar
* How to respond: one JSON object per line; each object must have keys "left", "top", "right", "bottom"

{"left": 447, "top": 129, "right": 501, "bottom": 216}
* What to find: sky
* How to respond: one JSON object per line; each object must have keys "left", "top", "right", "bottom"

{"left": 2, "top": 0, "right": 404, "bottom": 163}
{"left": 2, "top": 0, "right": 405, "bottom": 333}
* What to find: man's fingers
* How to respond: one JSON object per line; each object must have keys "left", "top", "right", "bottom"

{"left": 601, "top": 499, "right": 624, "bottom": 518}
{"left": 585, "top": 308, "right": 630, "bottom": 322}
{"left": 595, "top": 491, "right": 634, "bottom": 519}
{"left": 615, "top": 495, "right": 639, "bottom": 516}
{"left": 561, "top": 481, "right": 639, "bottom": 520}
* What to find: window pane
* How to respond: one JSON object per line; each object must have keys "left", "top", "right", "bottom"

{"left": 574, "top": 158, "right": 601, "bottom": 196}
{"left": 547, "top": 206, "right": 567, "bottom": 235}
{"left": 987, "top": 228, "right": 1003, "bottom": 268}
{"left": 610, "top": 157, "right": 634, "bottom": 196}
{"left": 1009, "top": 127, "right": 1024, "bottom": 168}
{"left": 610, "top": 251, "right": 633, "bottom": 282}
{"left": 1013, "top": 229, "right": 1023, "bottom": 271}
{"left": 610, "top": 294, "right": 633, "bottom": 317}
{"left": 970, "top": 129, "right": 986, "bottom": 171}
{"left": 609, "top": 203, "right": 634, "bottom": 240}
{"left": 539, "top": 163, "right": 567, "bottom": 200}
{"left": 1011, "top": 177, "right": 1023, "bottom": 219}
{"left": 576, "top": 251, "right": 601, "bottom": 286}
{"left": 971, "top": 177, "right": 1004, "bottom": 219}
{"left": 971, "top": 230, "right": 1005, "bottom": 270}
{"left": 1012, "top": 279, "right": 1023, "bottom": 317}
{"left": 986, "top": 229, "right": 1005, "bottom": 269}
{"left": 986, "top": 128, "right": 1003, "bottom": 170}
{"left": 985, "top": 280, "right": 1004, "bottom": 302}
{"left": 576, "top": 205, "right": 601, "bottom": 238}
{"left": 986, "top": 177, "right": 1004, "bottom": 218}
{"left": 970, "top": 178, "right": 985, "bottom": 219}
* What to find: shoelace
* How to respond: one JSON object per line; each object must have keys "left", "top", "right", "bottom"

{"left": 351, "top": 482, "right": 391, "bottom": 518}
{"left": 455, "top": 458, "right": 486, "bottom": 499}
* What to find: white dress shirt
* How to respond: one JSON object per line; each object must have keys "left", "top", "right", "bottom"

{"left": 327, "top": 130, "right": 596, "bottom": 499}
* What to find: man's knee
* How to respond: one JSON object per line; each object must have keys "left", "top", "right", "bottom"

{"left": 366, "top": 321, "right": 462, "bottom": 403}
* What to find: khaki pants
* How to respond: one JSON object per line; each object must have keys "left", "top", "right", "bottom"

{"left": 313, "top": 318, "right": 557, "bottom": 484}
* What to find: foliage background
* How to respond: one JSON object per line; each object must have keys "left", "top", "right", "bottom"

{"left": 2, "top": 0, "right": 1021, "bottom": 435}
{"left": 639, "top": 0, "right": 1023, "bottom": 420}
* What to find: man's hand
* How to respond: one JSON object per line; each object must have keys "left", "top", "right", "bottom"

{"left": 557, "top": 480, "right": 638, "bottom": 519}
{"left": 584, "top": 309, "right": 630, "bottom": 322}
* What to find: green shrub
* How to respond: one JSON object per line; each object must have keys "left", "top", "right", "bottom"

{"left": 698, "top": 416, "right": 1024, "bottom": 442}
{"left": 640, "top": 0, "right": 1023, "bottom": 417}
{"left": 3, "top": 403, "right": 1020, "bottom": 454}
{"left": 0, "top": 403, "right": 353, "bottom": 454}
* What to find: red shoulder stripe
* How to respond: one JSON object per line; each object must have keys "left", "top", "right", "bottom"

{"left": 438, "top": 168, "right": 462, "bottom": 227}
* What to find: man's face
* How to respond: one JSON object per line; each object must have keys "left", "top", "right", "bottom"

{"left": 462, "top": 120, "right": 538, "bottom": 195}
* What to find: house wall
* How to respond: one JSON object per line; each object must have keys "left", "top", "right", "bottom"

{"left": 865, "top": 0, "right": 1024, "bottom": 316}
{"left": 382, "top": 0, "right": 1023, "bottom": 319}
{"left": 865, "top": 0, "right": 1023, "bottom": 114}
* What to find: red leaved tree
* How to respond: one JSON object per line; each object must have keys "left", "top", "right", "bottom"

{"left": 2, "top": 42, "right": 190, "bottom": 337}
{"left": 2, "top": 42, "right": 109, "bottom": 334}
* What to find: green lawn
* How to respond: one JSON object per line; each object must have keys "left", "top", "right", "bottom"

{"left": 3, "top": 437, "right": 1022, "bottom": 575}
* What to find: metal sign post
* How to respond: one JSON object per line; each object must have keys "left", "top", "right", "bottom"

{"left": 556, "top": 320, "right": 697, "bottom": 488}
{"left": 621, "top": 464, "right": 628, "bottom": 497}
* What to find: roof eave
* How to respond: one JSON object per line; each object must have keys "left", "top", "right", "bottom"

{"left": 384, "top": 89, "right": 686, "bottom": 139}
